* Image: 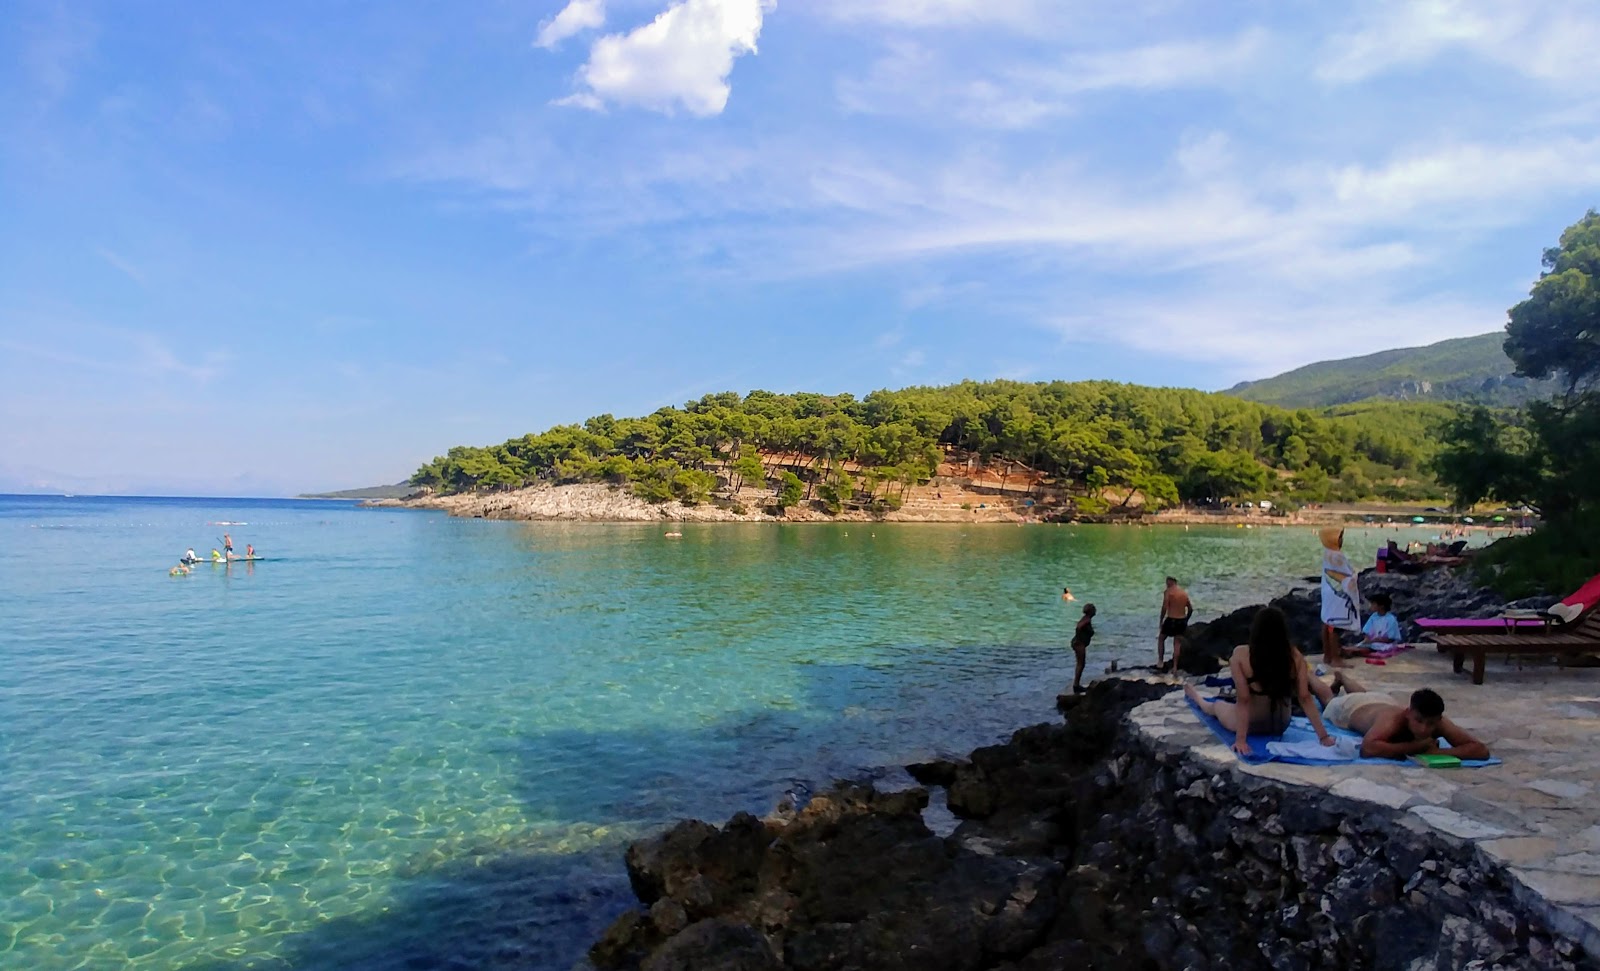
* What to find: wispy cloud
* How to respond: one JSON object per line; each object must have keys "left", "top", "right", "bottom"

{"left": 0, "top": 327, "right": 230, "bottom": 385}
{"left": 95, "top": 246, "right": 146, "bottom": 284}
{"left": 816, "top": 0, "right": 1046, "bottom": 29}
{"left": 837, "top": 29, "right": 1267, "bottom": 127}
{"left": 535, "top": 0, "right": 606, "bottom": 50}
{"left": 18, "top": 3, "right": 98, "bottom": 106}
{"left": 1317, "top": 0, "right": 1600, "bottom": 88}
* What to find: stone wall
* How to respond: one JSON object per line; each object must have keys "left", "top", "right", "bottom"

{"left": 588, "top": 680, "right": 1597, "bottom": 971}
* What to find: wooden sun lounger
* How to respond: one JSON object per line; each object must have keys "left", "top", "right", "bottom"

{"left": 1434, "top": 614, "right": 1600, "bottom": 684}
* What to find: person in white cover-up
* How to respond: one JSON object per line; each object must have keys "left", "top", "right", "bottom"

{"left": 1319, "top": 527, "right": 1362, "bottom": 667}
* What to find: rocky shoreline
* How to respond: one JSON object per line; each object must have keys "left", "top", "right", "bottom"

{"left": 368, "top": 482, "right": 1463, "bottom": 528}
{"left": 587, "top": 675, "right": 1594, "bottom": 971}
{"left": 583, "top": 565, "right": 1595, "bottom": 971}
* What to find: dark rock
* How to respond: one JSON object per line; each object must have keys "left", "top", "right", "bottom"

{"left": 590, "top": 910, "right": 656, "bottom": 970}
{"left": 640, "top": 919, "right": 780, "bottom": 971}
{"left": 906, "top": 758, "right": 962, "bottom": 787}
{"left": 624, "top": 812, "right": 769, "bottom": 918}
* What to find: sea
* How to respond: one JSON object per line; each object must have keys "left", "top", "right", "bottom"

{"left": 0, "top": 494, "right": 1454, "bottom": 970}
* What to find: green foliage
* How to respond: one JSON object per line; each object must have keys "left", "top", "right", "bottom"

{"left": 1435, "top": 210, "right": 1600, "bottom": 594}
{"left": 1472, "top": 523, "right": 1600, "bottom": 600}
{"left": 776, "top": 471, "right": 804, "bottom": 509}
{"left": 671, "top": 468, "right": 717, "bottom": 505}
{"left": 731, "top": 451, "right": 765, "bottom": 492}
{"left": 1505, "top": 210, "right": 1600, "bottom": 398}
{"left": 1228, "top": 332, "right": 1559, "bottom": 408}
{"left": 412, "top": 378, "right": 1455, "bottom": 511}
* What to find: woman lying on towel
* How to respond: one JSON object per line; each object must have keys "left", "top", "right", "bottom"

{"left": 1185, "top": 606, "right": 1335, "bottom": 755}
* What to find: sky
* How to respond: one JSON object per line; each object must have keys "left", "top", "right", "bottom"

{"left": 2, "top": 0, "right": 1598, "bottom": 496}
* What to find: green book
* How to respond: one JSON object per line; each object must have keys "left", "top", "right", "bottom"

{"left": 1410, "top": 754, "right": 1462, "bottom": 768}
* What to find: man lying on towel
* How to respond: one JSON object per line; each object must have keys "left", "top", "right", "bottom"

{"left": 1318, "top": 676, "right": 1490, "bottom": 761}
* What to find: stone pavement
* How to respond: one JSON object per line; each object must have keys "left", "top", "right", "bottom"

{"left": 1125, "top": 649, "right": 1600, "bottom": 952}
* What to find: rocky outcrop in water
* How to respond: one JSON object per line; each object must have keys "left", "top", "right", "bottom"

{"left": 590, "top": 678, "right": 1596, "bottom": 971}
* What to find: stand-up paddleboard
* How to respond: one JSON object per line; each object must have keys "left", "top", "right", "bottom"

{"left": 210, "top": 557, "right": 270, "bottom": 563}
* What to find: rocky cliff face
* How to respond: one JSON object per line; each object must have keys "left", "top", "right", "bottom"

{"left": 588, "top": 679, "right": 1595, "bottom": 970}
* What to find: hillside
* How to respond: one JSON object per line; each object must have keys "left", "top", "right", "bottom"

{"left": 298, "top": 483, "right": 413, "bottom": 500}
{"left": 409, "top": 381, "right": 1451, "bottom": 514}
{"left": 1226, "top": 332, "right": 1556, "bottom": 408}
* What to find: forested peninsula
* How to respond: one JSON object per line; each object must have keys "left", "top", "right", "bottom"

{"left": 407, "top": 380, "right": 1450, "bottom": 517}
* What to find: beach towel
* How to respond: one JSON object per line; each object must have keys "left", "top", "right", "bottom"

{"left": 1362, "top": 643, "right": 1416, "bottom": 660}
{"left": 1185, "top": 696, "right": 1500, "bottom": 768}
{"left": 1319, "top": 528, "right": 1361, "bottom": 633}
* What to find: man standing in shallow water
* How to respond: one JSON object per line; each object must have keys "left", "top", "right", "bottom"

{"left": 1158, "top": 576, "right": 1193, "bottom": 676}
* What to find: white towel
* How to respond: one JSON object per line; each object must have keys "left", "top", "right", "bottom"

{"left": 1265, "top": 736, "right": 1362, "bottom": 761}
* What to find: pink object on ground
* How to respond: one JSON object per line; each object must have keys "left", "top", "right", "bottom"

{"left": 1551, "top": 572, "right": 1600, "bottom": 624}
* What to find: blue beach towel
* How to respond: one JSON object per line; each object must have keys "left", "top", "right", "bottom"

{"left": 1184, "top": 696, "right": 1500, "bottom": 768}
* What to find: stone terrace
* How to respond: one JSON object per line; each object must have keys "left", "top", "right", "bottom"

{"left": 1130, "top": 650, "right": 1600, "bottom": 953}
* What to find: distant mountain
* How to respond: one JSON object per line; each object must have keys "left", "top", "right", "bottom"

{"left": 1225, "top": 333, "right": 1558, "bottom": 409}
{"left": 298, "top": 483, "right": 413, "bottom": 500}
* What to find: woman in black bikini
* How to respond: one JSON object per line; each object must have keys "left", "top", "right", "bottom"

{"left": 1184, "top": 606, "right": 1334, "bottom": 755}
{"left": 1070, "top": 603, "right": 1096, "bottom": 694}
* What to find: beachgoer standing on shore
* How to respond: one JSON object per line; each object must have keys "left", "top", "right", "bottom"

{"left": 1319, "top": 527, "right": 1362, "bottom": 666}
{"left": 1158, "top": 576, "right": 1192, "bottom": 675}
{"left": 1071, "top": 603, "right": 1096, "bottom": 694}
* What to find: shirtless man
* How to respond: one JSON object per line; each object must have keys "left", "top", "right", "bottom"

{"left": 1318, "top": 676, "right": 1490, "bottom": 761}
{"left": 1158, "top": 576, "right": 1193, "bottom": 675}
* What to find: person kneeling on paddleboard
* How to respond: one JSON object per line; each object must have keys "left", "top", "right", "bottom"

{"left": 182, "top": 548, "right": 199, "bottom": 565}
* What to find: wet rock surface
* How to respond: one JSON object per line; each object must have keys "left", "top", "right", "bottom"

{"left": 590, "top": 675, "right": 1597, "bottom": 971}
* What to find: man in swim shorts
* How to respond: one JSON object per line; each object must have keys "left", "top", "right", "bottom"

{"left": 1158, "top": 576, "right": 1193, "bottom": 675}
{"left": 1320, "top": 677, "right": 1489, "bottom": 760}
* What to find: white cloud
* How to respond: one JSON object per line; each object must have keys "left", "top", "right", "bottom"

{"left": 558, "top": 0, "right": 775, "bottom": 116}
{"left": 837, "top": 29, "right": 1267, "bottom": 128}
{"left": 536, "top": 0, "right": 606, "bottom": 50}
{"left": 818, "top": 0, "right": 1044, "bottom": 29}
{"left": 1318, "top": 0, "right": 1600, "bottom": 88}
{"left": 1047, "top": 290, "right": 1504, "bottom": 383}
{"left": 1327, "top": 138, "right": 1600, "bottom": 223}
{"left": 1030, "top": 28, "right": 1268, "bottom": 93}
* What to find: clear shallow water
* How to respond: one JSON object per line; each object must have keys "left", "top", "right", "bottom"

{"left": 0, "top": 495, "right": 1453, "bottom": 970}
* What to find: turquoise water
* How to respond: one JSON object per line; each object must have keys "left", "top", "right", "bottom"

{"left": 0, "top": 496, "right": 1451, "bottom": 970}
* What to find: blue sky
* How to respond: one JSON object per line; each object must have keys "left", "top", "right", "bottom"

{"left": 3, "top": 0, "right": 1598, "bottom": 495}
